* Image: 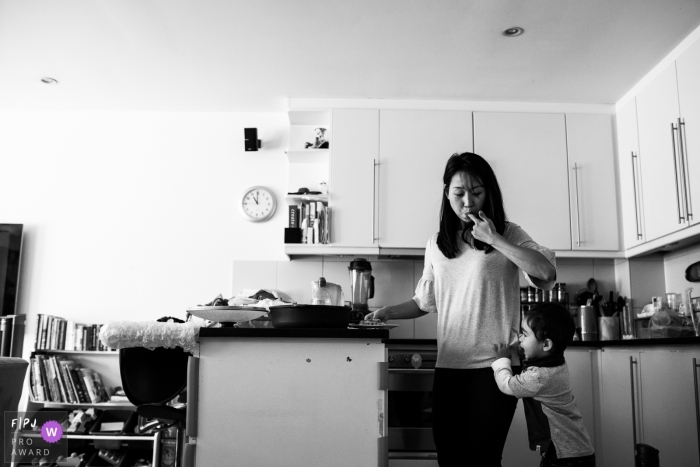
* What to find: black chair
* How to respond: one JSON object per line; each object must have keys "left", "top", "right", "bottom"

{"left": 119, "top": 346, "right": 189, "bottom": 433}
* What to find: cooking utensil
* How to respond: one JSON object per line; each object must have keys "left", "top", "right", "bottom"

{"left": 187, "top": 306, "right": 268, "bottom": 324}
{"left": 348, "top": 258, "right": 375, "bottom": 321}
{"left": 268, "top": 304, "right": 351, "bottom": 329}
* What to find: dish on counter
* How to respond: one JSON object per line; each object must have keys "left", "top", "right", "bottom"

{"left": 187, "top": 306, "right": 268, "bottom": 323}
{"left": 348, "top": 323, "right": 399, "bottom": 330}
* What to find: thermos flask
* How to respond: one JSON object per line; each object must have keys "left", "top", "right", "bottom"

{"left": 580, "top": 306, "right": 598, "bottom": 341}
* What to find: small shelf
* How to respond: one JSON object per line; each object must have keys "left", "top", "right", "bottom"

{"left": 20, "top": 432, "right": 157, "bottom": 441}
{"left": 286, "top": 149, "right": 329, "bottom": 164}
{"left": 33, "top": 349, "right": 118, "bottom": 355}
{"left": 284, "top": 244, "right": 380, "bottom": 257}
{"left": 33, "top": 401, "right": 135, "bottom": 409}
{"left": 285, "top": 194, "right": 329, "bottom": 203}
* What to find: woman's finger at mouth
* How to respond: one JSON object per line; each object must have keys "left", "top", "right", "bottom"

{"left": 467, "top": 213, "right": 479, "bottom": 223}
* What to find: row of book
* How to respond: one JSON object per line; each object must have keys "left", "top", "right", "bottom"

{"left": 34, "top": 314, "right": 109, "bottom": 351}
{"left": 29, "top": 354, "right": 110, "bottom": 404}
{"left": 288, "top": 201, "right": 330, "bottom": 244}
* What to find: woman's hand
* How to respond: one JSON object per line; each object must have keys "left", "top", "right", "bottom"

{"left": 492, "top": 343, "right": 512, "bottom": 360}
{"left": 364, "top": 307, "right": 388, "bottom": 322}
{"left": 468, "top": 211, "right": 500, "bottom": 245}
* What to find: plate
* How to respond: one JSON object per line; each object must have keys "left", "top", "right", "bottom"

{"left": 187, "top": 306, "right": 268, "bottom": 323}
{"left": 348, "top": 323, "right": 399, "bottom": 330}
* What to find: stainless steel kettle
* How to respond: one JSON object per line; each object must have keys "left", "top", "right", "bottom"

{"left": 348, "top": 258, "right": 375, "bottom": 319}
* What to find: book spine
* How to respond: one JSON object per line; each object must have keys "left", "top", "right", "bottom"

{"left": 34, "top": 314, "right": 43, "bottom": 351}
{"left": 69, "top": 368, "right": 88, "bottom": 403}
{"left": 50, "top": 356, "right": 68, "bottom": 403}
{"left": 40, "top": 315, "right": 49, "bottom": 350}
{"left": 289, "top": 204, "right": 299, "bottom": 228}
{"left": 32, "top": 357, "right": 46, "bottom": 401}
{"left": 80, "top": 369, "right": 98, "bottom": 403}
{"left": 58, "top": 361, "right": 77, "bottom": 404}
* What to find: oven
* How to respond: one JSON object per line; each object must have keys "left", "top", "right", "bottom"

{"left": 387, "top": 343, "right": 439, "bottom": 467}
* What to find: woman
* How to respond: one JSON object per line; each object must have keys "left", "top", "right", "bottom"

{"left": 305, "top": 127, "right": 329, "bottom": 148}
{"left": 366, "top": 152, "right": 556, "bottom": 466}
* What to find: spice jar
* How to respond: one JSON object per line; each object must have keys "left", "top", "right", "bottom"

{"left": 558, "top": 283, "right": 567, "bottom": 303}
{"left": 520, "top": 287, "right": 528, "bottom": 303}
{"left": 536, "top": 288, "right": 543, "bottom": 303}
{"left": 528, "top": 286, "right": 536, "bottom": 303}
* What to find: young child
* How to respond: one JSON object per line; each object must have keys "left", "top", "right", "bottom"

{"left": 492, "top": 302, "right": 595, "bottom": 467}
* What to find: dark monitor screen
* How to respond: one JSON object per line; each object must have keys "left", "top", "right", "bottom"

{"left": 0, "top": 224, "right": 23, "bottom": 317}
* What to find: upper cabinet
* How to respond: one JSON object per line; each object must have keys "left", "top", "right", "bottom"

{"left": 329, "top": 109, "right": 380, "bottom": 251}
{"left": 474, "top": 112, "right": 571, "bottom": 251}
{"left": 676, "top": 38, "right": 700, "bottom": 228}
{"left": 565, "top": 114, "right": 620, "bottom": 251}
{"left": 286, "top": 106, "right": 621, "bottom": 257}
{"left": 616, "top": 99, "right": 647, "bottom": 248}
{"left": 378, "top": 110, "right": 473, "bottom": 249}
{"left": 635, "top": 63, "right": 688, "bottom": 241}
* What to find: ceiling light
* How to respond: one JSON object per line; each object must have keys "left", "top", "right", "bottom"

{"left": 502, "top": 27, "right": 524, "bottom": 37}
{"left": 41, "top": 77, "right": 58, "bottom": 84}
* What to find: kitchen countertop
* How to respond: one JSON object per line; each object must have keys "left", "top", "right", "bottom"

{"left": 385, "top": 336, "right": 700, "bottom": 347}
{"left": 199, "top": 327, "right": 390, "bottom": 340}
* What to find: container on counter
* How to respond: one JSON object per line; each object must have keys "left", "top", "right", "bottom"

{"left": 558, "top": 283, "right": 567, "bottom": 303}
{"left": 520, "top": 287, "right": 528, "bottom": 303}
{"left": 528, "top": 286, "right": 536, "bottom": 303}
{"left": 580, "top": 305, "right": 598, "bottom": 341}
{"left": 536, "top": 288, "right": 543, "bottom": 303}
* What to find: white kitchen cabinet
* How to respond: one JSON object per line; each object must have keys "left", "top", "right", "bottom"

{"left": 638, "top": 349, "right": 700, "bottom": 466}
{"left": 636, "top": 63, "right": 689, "bottom": 241}
{"left": 600, "top": 348, "right": 639, "bottom": 466}
{"left": 616, "top": 99, "right": 647, "bottom": 248}
{"left": 378, "top": 110, "right": 473, "bottom": 249}
{"left": 565, "top": 114, "right": 619, "bottom": 251}
{"left": 196, "top": 335, "right": 387, "bottom": 467}
{"left": 329, "top": 109, "right": 380, "bottom": 249}
{"left": 676, "top": 37, "right": 700, "bottom": 228}
{"left": 600, "top": 347, "right": 700, "bottom": 466}
{"left": 473, "top": 112, "right": 571, "bottom": 251}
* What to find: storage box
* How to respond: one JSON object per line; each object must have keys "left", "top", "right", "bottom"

{"left": 89, "top": 410, "right": 137, "bottom": 450}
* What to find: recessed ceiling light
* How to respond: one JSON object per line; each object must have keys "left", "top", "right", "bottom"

{"left": 502, "top": 27, "right": 524, "bottom": 37}
{"left": 41, "top": 77, "right": 58, "bottom": 84}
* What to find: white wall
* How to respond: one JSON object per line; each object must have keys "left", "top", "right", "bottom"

{"left": 664, "top": 244, "right": 700, "bottom": 301}
{"left": 0, "top": 111, "right": 291, "bottom": 360}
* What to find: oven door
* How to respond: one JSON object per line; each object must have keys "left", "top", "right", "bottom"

{"left": 388, "top": 368, "right": 438, "bottom": 465}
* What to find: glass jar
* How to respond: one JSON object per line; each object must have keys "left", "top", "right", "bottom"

{"left": 558, "top": 283, "right": 567, "bottom": 303}
{"left": 520, "top": 287, "right": 528, "bottom": 303}
{"left": 528, "top": 286, "right": 536, "bottom": 303}
{"left": 536, "top": 288, "right": 543, "bottom": 303}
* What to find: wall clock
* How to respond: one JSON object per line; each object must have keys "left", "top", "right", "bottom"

{"left": 240, "top": 186, "right": 277, "bottom": 222}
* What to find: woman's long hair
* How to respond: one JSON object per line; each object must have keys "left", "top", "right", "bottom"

{"left": 437, "top": 152, "right": 507, "bottom": 258}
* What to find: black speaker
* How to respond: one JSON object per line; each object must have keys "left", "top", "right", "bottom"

{"left": 244, "top": 128, "right": 261, "bottom": 151}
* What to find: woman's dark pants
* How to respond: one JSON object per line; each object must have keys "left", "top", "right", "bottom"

{"left": 432, "top": 367, "right": 519, "bottom": 467}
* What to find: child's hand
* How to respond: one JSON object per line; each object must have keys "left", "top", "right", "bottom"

{"left": 493, "top": 343, "right": 512, "bottom": 360}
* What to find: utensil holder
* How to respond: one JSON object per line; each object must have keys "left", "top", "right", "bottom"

{"left": 598, "top": 316, "right": 620, "bottom": 340}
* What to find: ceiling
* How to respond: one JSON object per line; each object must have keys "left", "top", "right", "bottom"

{"left": 1, "top": 0, "right": 700, "bottom": 112}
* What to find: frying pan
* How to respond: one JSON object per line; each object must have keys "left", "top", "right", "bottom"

{"left": 268, "top": 304, "right": 351, "bottom": 329}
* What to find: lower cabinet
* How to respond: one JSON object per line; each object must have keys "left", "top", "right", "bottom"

{"left": 600, "top": 347, "right": 700, "bottom": 467}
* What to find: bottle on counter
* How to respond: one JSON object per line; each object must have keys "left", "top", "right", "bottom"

{"left": 312, "top": 277, "right": 332, "bottom": 305}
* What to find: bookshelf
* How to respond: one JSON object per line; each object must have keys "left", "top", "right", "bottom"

{"left": 23, "top": 315, "right": 162, "bottom": 467}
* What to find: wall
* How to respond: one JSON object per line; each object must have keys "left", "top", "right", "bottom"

{"left": 0, "top": 111, "right": 292, "bottom": 365}
{"left": 664, "top": 243, "right": 700, "bottom": 301}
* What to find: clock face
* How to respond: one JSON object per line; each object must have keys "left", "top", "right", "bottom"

{"left": 241, "top": 186, "right": 277, "bottom": 222}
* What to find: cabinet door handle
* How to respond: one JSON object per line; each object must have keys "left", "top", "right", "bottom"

{"left": 631, "top": 152, "right": 643, "bottom": 240}
{"left": 680, "top": 119, "right": 693, "bottom": 221}
{"left": 672, "top": 123, "right": 685, "bottom": 223}
{"left": 573, "top": 163, "right": 582, "bottom": 247}
{"left": 373, "top": 159, "right": 378, "bottom": 244}
{"left": 693, "top": 358, "right": 700, "bottom": 463}
{"left": 630, "top": 356, "right": 639, "bottom": 453}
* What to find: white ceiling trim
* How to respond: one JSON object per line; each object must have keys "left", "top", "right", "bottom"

{"left": 289, "top": 98, "right": 615, "bottom": 115}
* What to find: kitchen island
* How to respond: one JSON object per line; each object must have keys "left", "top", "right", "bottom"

{"left": 192, "top": 327, "right": 390, "bottom": 467}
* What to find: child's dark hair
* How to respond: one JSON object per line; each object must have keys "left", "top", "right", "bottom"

{"left": 523, "top": 302, "right": 575, "bottom": 354}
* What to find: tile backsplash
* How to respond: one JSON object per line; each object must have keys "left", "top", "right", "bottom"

{"left": 232, "top": 255, "right": 621, "bottom": 338}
